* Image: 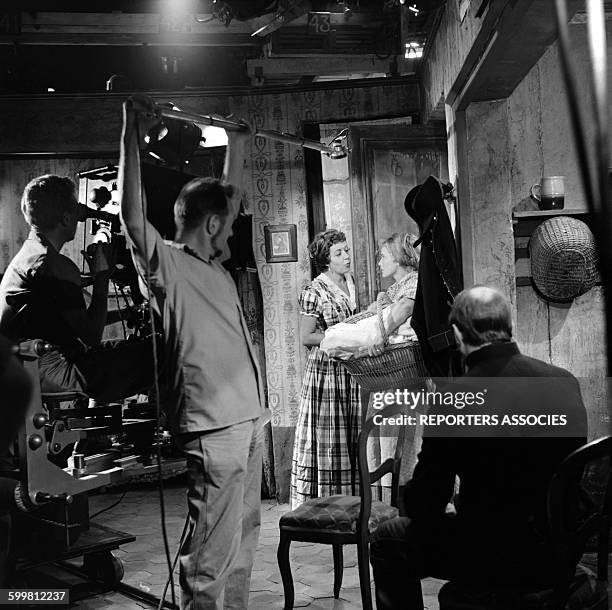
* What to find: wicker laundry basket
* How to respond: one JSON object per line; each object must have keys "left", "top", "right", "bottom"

{"left": 530, "top": 216, "right": 599, "bottom": 302}
{"left": 340, "top": 294, "right": 428, "bottom": 391}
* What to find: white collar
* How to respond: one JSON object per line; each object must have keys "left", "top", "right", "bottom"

{"left": 318, "top": 272, "right": 356, "bottom": 310}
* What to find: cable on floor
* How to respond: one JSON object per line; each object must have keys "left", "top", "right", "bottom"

{"left": 134, "top": 114, "right": 176, "bottom": 607}
{"left": 157, "top": 513, "right": 189, "bottom": 610}
{"left": 89, "top": 487, "right": 130, "bottom": 521}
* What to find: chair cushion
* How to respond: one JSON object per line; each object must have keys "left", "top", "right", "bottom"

{"left": 280, "top": 495, "right": 398, "bottom": 534}
{"left": 439, "top": 565, "right": 607, "bottom": 610}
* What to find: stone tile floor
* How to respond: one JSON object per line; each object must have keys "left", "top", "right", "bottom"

{"left": 18, "top": 478, "right": 612, "bottom": 609}
{"left": 38, "top": 478, "right": 444, "bottom": 609}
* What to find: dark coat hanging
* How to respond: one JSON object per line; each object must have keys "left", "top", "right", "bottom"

{"left": 404, "top": 176, "right": 463, "bottom": 376}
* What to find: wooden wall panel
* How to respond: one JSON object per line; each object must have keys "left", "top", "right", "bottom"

{"left": 464, "top": 100, "right": 516, "bottom": 306}
{"left": 508, "top": 22, "right": 612, "bottom": 214}
{"left": 455, "top": 19, "right": 610, "bottom": 442}
{"left": 507, "top": 60, "right": 545, "bottom": 213}
{"left": 507, "top": 24, "right": 611, "bottom": 440}
{"left": 548, "top": 288, "right": 609, "bottom": 439}
{"left": 516, "top": 284, "right": 609, "bottom": 441}
{"left": 547, "top": 289, "right": 606, "bottom": 376}
{"left": 421, "top": 0, "right": 485, "bottom": 121}
{"left": 0, "top": 96, "right": 122, "bottom": 154}
{"left": 515, "top": 285, "right": 550, "bottom": 363}
{"left": 0, "top": 161, "right": 30, "bottom": 271}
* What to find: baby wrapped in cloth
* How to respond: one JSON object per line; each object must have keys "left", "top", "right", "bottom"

{"left": 319, "top": 295, "right": 417, "bottom": 360}
{"left": 321, "top": 233, "right": 419, "bottom": 360}
{"left": 319, "top": 262, "right": 422, "bottom": 504}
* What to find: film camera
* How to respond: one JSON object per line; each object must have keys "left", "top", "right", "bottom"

{"left": 77, "top": 173, "right": 149, "bottom": 337}
{"left": 81, "top": 185, "right": 134, "bottom": 286}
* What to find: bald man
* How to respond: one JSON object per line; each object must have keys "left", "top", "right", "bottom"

{"left": 370, "top": 286, "right": 587, "bottom": 609}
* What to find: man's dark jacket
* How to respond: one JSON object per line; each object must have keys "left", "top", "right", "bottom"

{"left": 404, "top": 341, "right": 588, "bottom": 585}
{"left": 405, "top": 176, "right": 462, "bottom": 376}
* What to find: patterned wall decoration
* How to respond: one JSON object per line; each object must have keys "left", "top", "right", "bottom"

{"left": 320, "top": 122, "right": 354, "bottom": 270}
{"left": 339, "top": 87, "right": 358, "bottom": 117}
{"left": 226, "top": 83, "right": 419, "bottom": 428}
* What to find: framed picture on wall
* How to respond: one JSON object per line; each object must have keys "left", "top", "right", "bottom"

{"left": 264, "top": 224, "right": 298, "bottom": 263}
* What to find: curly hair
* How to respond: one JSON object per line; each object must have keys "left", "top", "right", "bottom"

{"left": 381, "top": 232, "right": 419, "bottom": 270}
{"left": 308, "top": 229, "right": 346, "bottom": 272}
{"left": 21, "top": 174, "right": 78, "bottom": 231}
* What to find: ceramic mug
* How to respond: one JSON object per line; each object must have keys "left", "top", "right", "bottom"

{"left": 530, "top": 176, "right": 565, "bottom": 210}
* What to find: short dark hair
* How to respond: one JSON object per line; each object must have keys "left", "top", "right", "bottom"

{"left": 449, "top": 286, "right": 513, "bottom": 346}
{"left": 21, "top": 174, "right": 77, "bottom": 231}
{"left": 174, "top": 177, "right": 235, "bottom": 232}
{"left": 309, "top": 229, "right": 347, "bottom": 272}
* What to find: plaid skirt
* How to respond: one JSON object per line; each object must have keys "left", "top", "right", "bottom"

{"left": 290, "top": 347, "right": 361, "bottom": 509}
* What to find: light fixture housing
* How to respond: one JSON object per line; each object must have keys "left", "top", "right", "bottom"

{"left": 145, "top": 116, "right": 202, "bottom": 167}
{"left": 329, "top": 139, "right": 348, "bottom": 159}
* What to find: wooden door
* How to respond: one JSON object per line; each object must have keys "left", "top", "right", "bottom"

{"left": 348, "top": 123, "right": 448, "bottom": 308}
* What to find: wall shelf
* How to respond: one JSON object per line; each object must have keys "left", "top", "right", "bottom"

{"left": 512, "top": 208, "right": 590, "bottom": 238}
{"left": 512, "top": 208, "right": 593, "bottom": 288}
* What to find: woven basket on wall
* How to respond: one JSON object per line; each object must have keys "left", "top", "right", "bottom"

{"left": 529, "top": 216, "right": 599, "bottom": 302}
{"left": 339, "top": 294, "right": 429, "bottom": 391}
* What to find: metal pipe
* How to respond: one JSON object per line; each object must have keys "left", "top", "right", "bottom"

{"left": 255, "top": 129, "right": 336, "bottom": 155}
{"left": 158, "top": 107, "right": 247, "bottom": 132}
{"left": 157, "top": 106, "right": 345, "bottom": 157}
{"left": 77, "top": 163, "right": 117, "bottom": 179}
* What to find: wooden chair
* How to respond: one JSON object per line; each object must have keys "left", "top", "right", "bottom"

{"left": 438, "top": 435, "right": 612, "bottom": 610}
{"left": 277, "top": 403, "right": 409, "bottom": 610}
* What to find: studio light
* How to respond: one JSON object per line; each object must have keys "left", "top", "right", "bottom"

{"left": 145, "top": 115, "right": 202, "bottom": 167}
{"left": 405, "top": 41, "right": 424, "bottom": 59}
{"left": 327, "top": 128, "right": 348, "bottom": 159}
{"left": 199, "top": 125, "right": 229, "bottom": 148}
{"left": 329, "top": 139, "right": 348, "bottom": 160}
{"left": 89, "top": 186, "right": 112, "bottom": 208}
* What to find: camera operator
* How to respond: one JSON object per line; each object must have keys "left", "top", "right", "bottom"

{"left": 0, "top": 174, "right": 154, "bottom": 402}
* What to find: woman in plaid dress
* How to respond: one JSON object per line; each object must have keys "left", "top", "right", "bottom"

{"left": 290, "top": 229, "right": 361, "bottom": 508}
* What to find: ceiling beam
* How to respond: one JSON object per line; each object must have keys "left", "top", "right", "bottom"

{"left": 0, "top": 11, "right": 259, "bottom": 46}
{"left": 452, "top": 0, "right": 583, "bottom": 108}
{"left": 247, "top": 55, "right": 415, "bottom": 83}
{"left": 19, "top": 11, "right": 252, "bottom": 32}
{"left": 0, "top": 33, "right": 257, "bottom": 46}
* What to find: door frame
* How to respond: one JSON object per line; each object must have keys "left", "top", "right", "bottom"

{"left": 348, "top": 123, "right": 447, "bottom": 308}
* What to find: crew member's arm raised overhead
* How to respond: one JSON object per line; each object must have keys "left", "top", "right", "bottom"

{"left": 221, "top": 124, "right": 250, "bottom": 216}
{"left": 118, "top": 95, "right": 162, "bottom": 264}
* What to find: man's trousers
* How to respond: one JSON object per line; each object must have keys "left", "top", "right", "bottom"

{"left": 176, "top": 418, "right": 263, "bottom": 610}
